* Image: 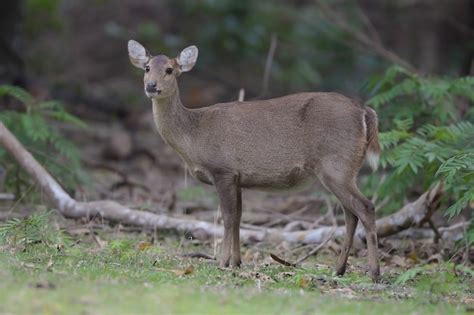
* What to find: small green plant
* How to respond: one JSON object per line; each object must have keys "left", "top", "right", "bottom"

{"left": 395, "top": 266, "right": 425, "bottom": 285}
{"left": 0, "top": 84, "right": 86, "bottom": 194}
{"left": 395, "top": 264, "right": 473, "bottom": 303}
{"left": 0, "top": 210, "right": 71, "bottom": 249}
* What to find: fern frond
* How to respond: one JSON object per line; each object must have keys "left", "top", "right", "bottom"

{"left": 436, "top": 153, "right": 474, "bottom": 184}
{"left": 0, "top": 85, "right": 33, "bottom": 107}
{"left": 367, "top": 78, "right": 417, "bottom": 108}
{"left": 450, "top": 76, "right": 474, "bottom": 101}
{"left": 39, "top": 100, "right": 87, "bottom": 128}
{"left": 444, "top": 188, "right": 474, "bottom": 219}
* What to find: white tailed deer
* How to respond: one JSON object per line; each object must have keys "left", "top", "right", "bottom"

{"left": 128, "top": 40, "right": 381, "bottom": 281}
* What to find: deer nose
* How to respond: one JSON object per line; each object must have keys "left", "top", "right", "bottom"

{"left": 146, "top": 82, "right": 157, "bottom": 93}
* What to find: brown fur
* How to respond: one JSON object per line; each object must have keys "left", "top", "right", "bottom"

{"left": 128, "top": 44, "right": 381, "bottom": 282}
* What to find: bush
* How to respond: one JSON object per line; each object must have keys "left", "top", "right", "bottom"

{"left": 362, "top": 66, "right": 474, "bottom": 242}
{"left": 0, "top": 85, "right": 86, "bottom": 195}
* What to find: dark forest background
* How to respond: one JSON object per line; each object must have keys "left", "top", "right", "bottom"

{"left": 1, "top": 0, "right": 473, "bottom": 111}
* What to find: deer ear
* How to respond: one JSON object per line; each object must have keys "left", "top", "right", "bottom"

{"left": 176, "top": 45, "right": 198, "bottom": 72}
{"left": 128, "top": 40, "right": 150, "bottom": 69}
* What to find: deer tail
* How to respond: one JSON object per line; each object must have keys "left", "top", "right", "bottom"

{"left": 364, "top": 107, "right": 381, "bottom": 171}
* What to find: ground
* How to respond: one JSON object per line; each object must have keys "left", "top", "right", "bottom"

{"left": 0, "top": 105, "right": 472, "bottom": 315}
{"left": 0, "top": 221, "right": 472, "bottom": 315}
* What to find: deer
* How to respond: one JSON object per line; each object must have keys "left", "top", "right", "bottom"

{"left": 127, "top": 40, "right": 381, "bottom": 282}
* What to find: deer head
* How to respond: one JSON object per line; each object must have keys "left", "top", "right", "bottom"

{"left": 127, "top": 40, "right": 198, "bottom": 99}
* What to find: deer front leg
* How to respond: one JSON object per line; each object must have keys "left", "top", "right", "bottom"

{"left": 213, "top": 173, "right": 241, "bottom": 268}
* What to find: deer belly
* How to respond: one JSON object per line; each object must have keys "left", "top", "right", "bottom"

{"left": 240, "top": 165, "right": 317, "bottom": 192}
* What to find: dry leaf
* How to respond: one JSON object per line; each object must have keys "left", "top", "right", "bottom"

{"left": 297, "top": 275, "right": 312, "bottom": 288}
{"left": 138, "top": 241, "right": 153, "bottom": 251}
{"left": 390, "top": 255, "right": 413, "bottom": 268}
{"left": 276, "top": 271, "right": 296, "bottom": 280}
{"left": 407, "top": 250, "right": 419, "bottom": 263}
{"left": 173, "top": 265, "right": 194, "bottom": 276}
{"left": 67, "top": 228, "right": 91, "bottom": 236}
{"left": 46, "top": 258, "right": 54, "bottom": 271}
{"left": 91, "top": 233, "right": 108, "bottom": 249}
{"left": 155, "top": 265, "right": 194, "bottom": 276}
{"left": 21, "top": 262, "right": 36, "bottom": 269}
{"left": 427, "top": 253, "right": 443, "bottom": 264}
{"left": 236, "top": 271, "right": 274, "bottom": 283}
{"left": 30, "top": 281, "right": 56, "bottom": 290}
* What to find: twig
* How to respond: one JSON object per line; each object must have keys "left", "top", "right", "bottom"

{"left": 238, "top": 88, "right": 245, "bottom": 102}
{"left": 258, "top": 33, "right": 278, "bottom": 99}
{"left": 182, "top": 252, "right": 215, "bottom": 260}
{"left": 293, "top": 196, "right": 337, "bottom": 265}
{"left": 427, "top": 218, "right": 441, "bottom": 243}
{"left": 293, "top": 228, "right": 336, "bottom": 265}
{"left": 262, "top": 205, "right": 313, "bottom": 227}
{"left": 271, "top": 196, "right": 338, "bottom": 266}
{"left": 314, "top": 0, "right": 417, "bottom": 72}
{"left": 270, "top": 253, "right": 296, "bottom": 267}
{"left": 463, "top": 224, "right": 469, "bottom": 265}
{"left": 355, "top": 5, "right": 382, "bottom": 45}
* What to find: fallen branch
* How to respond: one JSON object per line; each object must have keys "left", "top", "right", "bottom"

{"left": 0, "top": 122, "right": 444, "bottom": 245}
{"left": 395, "top": 222, "right": 468, "bottom": 241}
{"left": 0, "top": 193, "right": 15, "bottom": 201}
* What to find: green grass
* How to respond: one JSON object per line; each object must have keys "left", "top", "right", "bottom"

{"left": 0, "top": 230, "right": 471, "bottom": 315}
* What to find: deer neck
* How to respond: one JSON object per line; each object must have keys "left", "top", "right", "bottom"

{"left": 151, "top": 88, "right": 198, "bottom": 157}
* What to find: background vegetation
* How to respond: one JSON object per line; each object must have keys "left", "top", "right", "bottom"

{"left": 0, "top": 0, "right": 472, "bottom": 314}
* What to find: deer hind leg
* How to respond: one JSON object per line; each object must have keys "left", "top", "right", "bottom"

{"left": 231, "top": 185, "right": 242, "bottom": 267}
{"left": 334, "top": 208, "right": 358, "bottom": 276}
{"left": 319, "top": 169, "right": 380, "bottom": 282}
{"left": 213, "top": 173, "right": 241, "bottom": 268}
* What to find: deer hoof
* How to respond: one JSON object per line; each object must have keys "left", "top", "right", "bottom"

{"left": 232, "top": 258, "right": 242, "bottom": 268}
{"left": 334, "top": 265, "right": 346, "bottom": 277}
{"left": 219, "top": 257, "right": 230, "bottom": 268}
{"left": 369, "top": 269, "right": 381, "bottom": 283}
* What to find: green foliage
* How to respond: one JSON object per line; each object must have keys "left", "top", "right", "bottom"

{"left": 395, "top": 264, "right": 473, "bottom": 304}
{"left": 395, "top": 266, "right": 425, "bottom": 285}
{"left": 24, "top": 0, "right": 63, "bottom": 36}
{"left": 0, "top": 210, "right": 71, "bottom": 249}
{"left": 136, "top": 0, "right": 365, "bottom": 94}
{"left": 437, "top": 153, "right": 474, "bottom": 218}
{"left": 364, "top": 67, "right": 474, "bottom": 219}
{"left": 0, "top": 85, "right": 86, "bottom": 194}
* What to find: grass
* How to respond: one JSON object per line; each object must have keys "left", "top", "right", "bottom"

{"left": 0, "top": 214, "right": 472, "bottom": 314}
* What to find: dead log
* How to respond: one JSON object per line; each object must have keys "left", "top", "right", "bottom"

{"left": 0, "top": 122, "right": 445, "bottom": 244}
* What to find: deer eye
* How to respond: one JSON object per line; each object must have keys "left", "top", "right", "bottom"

{"left": 165, "top": 67, "right": 173, "bottom": 75}
{"left": 145, "top": 66, "right": 150, "bottom": 73}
